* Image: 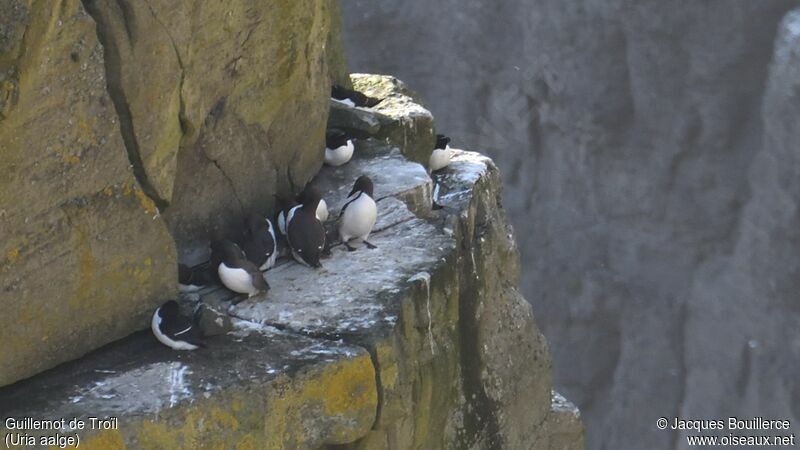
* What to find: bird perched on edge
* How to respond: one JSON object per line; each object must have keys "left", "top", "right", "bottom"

{"left": 331, "top": 85, "right": 381, "bottom": 108}
{"left": 429, "top": 134, "right": 454, "bottom": 172}
{"left": 339, "top": 175, "right": 378, "bottom": 251}
{"left": 287, "top": 186, "right": 327, "bottom": 268}
{"left": 151, "top": 300, "right": 205, "bottom": 350}
{"left": 241, "top": 214, "right": 277, "bottom": 271}
{"left": 324, "top": 129, "right": 354, "bottom": 167}
{"left": 216, "top": 240, "right": 270, "bottom": 297}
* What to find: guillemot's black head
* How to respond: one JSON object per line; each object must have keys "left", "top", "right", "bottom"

{"left": 326, "top": 129, "right": 348, "bottom": 149}
{"left": 349, "top": 175, "right": 374, "bottom": 198}
{"left": 435, "top": 134, "right": 451, "bottom": 149}
{"left": 331, "top": 84, "right": 349, "bottom": 100}
{"left": 217, "top": 240, "right": 246, "bottom": 264}
{"left": 159, "top": 300, "right": 180, "bottom": 319}
{"left": 297, "top": 186, "right": 322, "bottom": 213}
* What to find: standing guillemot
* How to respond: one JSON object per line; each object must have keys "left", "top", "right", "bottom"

{"left": 151, "top": 300, "right": 205, "bottom": 350}
{"left": 324, "top": 129, "right": 355, "bottom": 167}
{"left": 277, "top": 194, "right": 328, "bottom": 236}
{"left": 178, "top": 263, "right": 205, "bottom": 293}
{"left": 216, "top": 240, "right": 270, "bottom": 297}
{"left": 331, "top": 85, "right": 381, "bottom": 108}
{"left": 287, "top": 186, "right": 327, "bottom": 268}
{"left": 338, "top": 175, "right": 378, "bottom": 251}
{"left": 241, "top": 214, "right": 277, "bottom": 271}
{"left": 429, "top": 134, "right": 454, "bottom": 172}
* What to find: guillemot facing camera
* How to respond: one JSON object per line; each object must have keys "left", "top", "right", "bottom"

{"left": 287, "top": 186, "right": 327, "bottom": 268}
{"left": 339, "top": 175, "right": 378, "bottom": 251}
{"left": 151, "top": 300, "right": 205, "bottom": 350}
{"left": 429, "top": 134, "right": 453, "bottom": 172}
{"left": 278, "top": 195, "right": 328, "bottom": 235}
{"left": 241, "top": 214, "right": 277, "bottom": 271}
{"left": 216, "top": 240, "right": 270, "bottom": 297}
{"left": 331, "top": 85, "right": 381, "bottom": 108}
{"left": 324, "top": 129, "right": 354, "bottom": 167}
{"left": 178, "top": 263, "right": 205, "bottom": 293}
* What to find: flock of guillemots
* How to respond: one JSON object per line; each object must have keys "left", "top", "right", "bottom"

{"left": 152, "top": 85, "right": 456, "bottom": 350}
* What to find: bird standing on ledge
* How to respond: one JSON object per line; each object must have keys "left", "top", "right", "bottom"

{"left": 339, "top": 175, "right": 378, "bottom": 252}
{"left": 287, "top": 187, "right": 327, "bottom": 268}
{"left": 429, "top": 134, "right": 453, "bottom": 172}
{"left": 241, "top": 214, "right": 277, "bottom": 271}
{"left": 324, "top": 129, "right": 355, "bottom": 167}
{"left": 216, "top": 240, "right": 270, "bottom": 297}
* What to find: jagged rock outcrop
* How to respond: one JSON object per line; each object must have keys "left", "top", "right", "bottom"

{"left": 340, "top": 2, "right": 800, "bottom": 448}
{"left": 0, "top": 0, "right": 343, "bottom": 386}
{"left": 0, "top": 75, "right": 583, "bottom": 449}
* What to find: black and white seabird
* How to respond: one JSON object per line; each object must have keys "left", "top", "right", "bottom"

{"left": 287, "top": 187, "right": 327, "bottom": 268}
{"left": 338, "top": 175, "right": 378, "bottom": 251}
{"left": 324, "top": 129, "right": 355, "bottom": 167}
{"left": 278, "top": 193, "right": 328, "bottom": 237}
{"left": 216, "top": 240, "right": 270, "bottom": 297}
{"left": 178, "top": 263, "right": 205, "bottom": 293}
{"left": 151, "top": 300, "right": 205, "bottom": 350}
{"left": 331, "top": 85, "right": 381, "bottom": 108}
{"left": 241, "top": 214, "right": 277, "bottom": 271}
{"left": 429, "top": 134, "right": 453, "bottom": 172}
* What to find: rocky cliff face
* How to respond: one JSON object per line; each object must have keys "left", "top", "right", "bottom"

{"left": 0, "top": 76, "right": 583, "bottom": 449}
{"left": 341, "top": 1, "right": 800, "bottom": 448}
{"left": 0, "top": 0, "right": 345, "bottom": 386}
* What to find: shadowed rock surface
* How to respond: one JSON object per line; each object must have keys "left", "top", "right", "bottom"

{"left": 342, "top": 1, "right": 800, "bottom": 448}
{"left": 0, "top": 0, "right": 344, "bottom": 386}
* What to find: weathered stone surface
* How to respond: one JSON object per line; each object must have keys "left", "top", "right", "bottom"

{"left": 0, "top": 0, "right": 176, "bottom": 387}
{"left": 0, "top": 136, "right": 580, "bottom": 447}
{"left": 92, "top": 0, "right": 340, "bottom": 249}
{"left": 328, "top": 100, "right": 384, "bottom": 137}
{"left": 1, "top": 0, "right": 348, "bottom": 387}
{"left": 0, "top": 321, "right": 377, "bottom": 449}
{"left": 220, "top": 149, "right": 566, "bottom": 448}
{"left": 328, "top": 74, "right": 436, "bottom": 166}
{"left": 312, "top": 145, "right": 433, "bottom": 219}
{"left": 342, "top": 2, "right": 800, "bottom": 448}
{"left": 352, "top": 74, "right": 436, "bottom": 166}
{"left": 532, "top": 392, "right": 585, "bottom": 450}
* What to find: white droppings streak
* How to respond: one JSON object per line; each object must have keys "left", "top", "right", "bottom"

{"left": 169, "top": 365, "right": 192, "bottom": 408}
{"left": 409, "top": 272, "right": 436, "bottom": 355}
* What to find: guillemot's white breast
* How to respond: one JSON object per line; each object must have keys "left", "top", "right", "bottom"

{"left": 324, "top": 140, "right": 354, "bottom": 167}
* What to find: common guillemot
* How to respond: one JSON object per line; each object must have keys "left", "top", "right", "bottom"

{"left": 338, "top": 175, "right": 378, "bottom": 251}
{"left": 429, "top": 134, "right": 453, "bottom": 172}
{"left": 241, "top": 214, "right": 277, "bottom": 271}
{"left": 324, "top": 129, "right": 355, "bottom": 167}
{"left": 277, "top": 195, "right": 328, "bottom": 236}
{"left": 331, "top": 85, "right": 381, "bottom": 108}
{"left": 216, "top": 240, "right": 270, "bottom": 297}
{"left": 151, "top": 300, "right": 205, "bottom": 350}
{"left": 287, "top": 186, "right": 327, "bottom": 268}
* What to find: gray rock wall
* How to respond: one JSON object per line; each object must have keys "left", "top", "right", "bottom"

{"left": 341, "top": 1, "right": 800, "bottom": 448}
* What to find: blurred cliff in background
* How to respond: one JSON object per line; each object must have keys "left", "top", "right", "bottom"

{"left": 341, "top": 1, "right": 800, "bottom": 448}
